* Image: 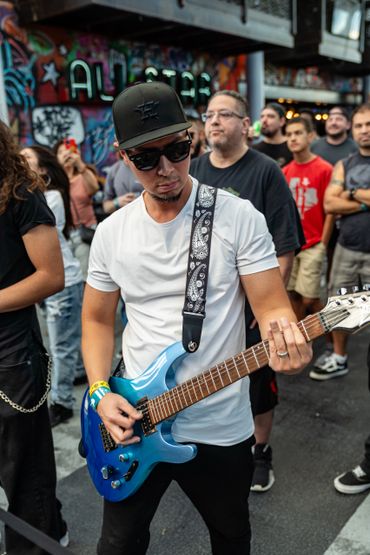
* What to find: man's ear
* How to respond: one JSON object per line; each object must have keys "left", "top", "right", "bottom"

{"left": 241, "top": 116, "right": 251, "bottom": 137}
{"left": 120, "top": 150, "right": 130, "bottom": 166}
{"left": 307, "top": 131, "right": 315, "bottom": 144}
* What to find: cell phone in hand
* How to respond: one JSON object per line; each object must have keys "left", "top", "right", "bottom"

{"left": 63, "top": 138, "right": 78, "bottom": 153}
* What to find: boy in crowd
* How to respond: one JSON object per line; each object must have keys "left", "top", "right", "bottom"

{"left": 283, "top": 117, "right": 334, "bottom": 321}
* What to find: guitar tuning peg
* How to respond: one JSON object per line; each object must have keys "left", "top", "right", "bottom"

{"left": 351, "top": 286, "right": 360, "bottom": 293}
{"left": 337, "top": 287, "right": 348, "bottom": 296}
{"left": 363, "top": 283, "right": 370, "bottom": 291}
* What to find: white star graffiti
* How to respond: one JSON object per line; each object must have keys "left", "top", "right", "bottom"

{"left": 42, "top": 62, "right": 60, "bottom": 87}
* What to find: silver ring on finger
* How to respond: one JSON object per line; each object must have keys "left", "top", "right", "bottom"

{"left": 277, "top": 350, "right": 289, "bottom": 358}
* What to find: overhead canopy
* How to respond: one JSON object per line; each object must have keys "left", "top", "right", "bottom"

{"left": 17, "top": 0, "right": 294, "bottom": 54}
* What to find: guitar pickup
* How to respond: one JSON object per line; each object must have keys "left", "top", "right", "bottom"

{"left": 99, "top": 423, "right": 117, "bottom": 452}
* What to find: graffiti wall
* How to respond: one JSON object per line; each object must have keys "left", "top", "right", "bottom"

{"left": 0, "top": 2, "right": 248, "bottom": 172}
{"left": 1, "top": 2, "right": 361, "bottom": 172}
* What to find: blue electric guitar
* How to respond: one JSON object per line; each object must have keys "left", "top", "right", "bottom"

{"left": 81, "top": 288, "right": 370, "bottom": 502}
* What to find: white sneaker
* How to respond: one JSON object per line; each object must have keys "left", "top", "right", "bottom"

{"left": 314, "top": 347, "right": 333, "bottom": 368}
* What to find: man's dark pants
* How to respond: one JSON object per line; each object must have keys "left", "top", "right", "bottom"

{"left": 98, "top": 438, "right": 254, "bottom": 555}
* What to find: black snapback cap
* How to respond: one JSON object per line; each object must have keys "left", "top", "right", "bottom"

{"left": 113, "top": 82, "right": 192, "bottom": 150}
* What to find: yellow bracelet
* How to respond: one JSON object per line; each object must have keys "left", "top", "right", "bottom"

{"left": 89, "top": 380, "right": 110, "bottom": 396}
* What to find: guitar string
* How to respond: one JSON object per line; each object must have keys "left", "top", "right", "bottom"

{"left": 113, "top": 305, "right": 360, "bottom": 427}
{"left": 148, "top": 310, "right": 348, "bottom": 422}
{"left": 151, "top": 310, "right": 353, "bottom": 422}
{"left": 157, "top": 309, "right": 344, "bottom": 407}
{"left": 148, "top": 309, "right": 351, "bottom": 422}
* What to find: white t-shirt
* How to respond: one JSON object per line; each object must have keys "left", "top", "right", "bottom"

{"left": 45, "top": 190, "right": 83, "bottom": 287}
{"left": 87, "top": 178, "right": 278, "bottom": 446}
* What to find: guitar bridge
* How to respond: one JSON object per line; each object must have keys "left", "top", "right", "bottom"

{"left": 136, "top": 397, "right": 156, "bottom": 436}
{"left": 99, "top": 422, "right": 117, "bottom": 452}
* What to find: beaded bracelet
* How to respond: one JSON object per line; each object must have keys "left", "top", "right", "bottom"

{"left": 89, "top": 380, "right": 110, "bottom": 396}
{"left": 360, "top": 203, "right": 369, "bottom": 212}
{"left": 90, "top": 386, "right": 111, "bottom": 411}
{"left": 113, "top": 198, "right": 120, "bottom": 210}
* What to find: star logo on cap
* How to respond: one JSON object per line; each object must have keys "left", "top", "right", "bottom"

{"left": 134, "top": 101, "right": 159, "bottom": 121}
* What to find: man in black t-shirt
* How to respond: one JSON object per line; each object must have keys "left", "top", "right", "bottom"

{"left": 252, "top": 102, "right": 293, "bottom": 168}
{"left": 191, "top": 90, "right": 304, "bottom": 492}
{"left": 0, "top": 121, "right": 67, "bottom": 553}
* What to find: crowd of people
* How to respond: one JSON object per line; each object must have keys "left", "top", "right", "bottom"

{"left": 0, "top": 84, "right": 369, "bottom": 554}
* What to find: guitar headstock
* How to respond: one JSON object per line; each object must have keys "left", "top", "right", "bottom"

{"left": 320, "top": 285, "right": 370, "bottom": 333}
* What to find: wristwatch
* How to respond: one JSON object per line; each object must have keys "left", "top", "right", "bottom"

{"left": 349, "top": 187, "right": 357, "bottom": 200}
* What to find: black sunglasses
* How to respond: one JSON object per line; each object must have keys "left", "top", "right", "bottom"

{"left": 126, "top": 137, "right": 192, "bottom": 171}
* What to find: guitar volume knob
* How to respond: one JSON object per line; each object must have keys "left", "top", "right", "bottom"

{"left": 101, "top": 465, "right": 114, "bottom": 480}
{"left": 119, "top": 453, "right": 131, "bottom": 463}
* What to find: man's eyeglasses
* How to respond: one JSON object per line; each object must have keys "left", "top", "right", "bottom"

{"left": 201, "top": 110, "right": 245, "bottom": 123}
{"left": 126, "top": 137, "right": 192, "bottom": 171}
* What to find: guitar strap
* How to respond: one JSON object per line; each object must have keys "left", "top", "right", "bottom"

{"left": 182, "top": 183, "right": 218, "bottom": 353}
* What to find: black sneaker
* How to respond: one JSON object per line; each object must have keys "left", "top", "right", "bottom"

{"left": 334, "top": 465, "right": 370, "bottom": 494}
{"left": 250, "top": 443, "right": 275, "bottom": 492}
{"left": 49, "top": 403, "right": 73, "bottom": 428}
{"left": 309, "top": 353, "right": 348, "bottom": 381}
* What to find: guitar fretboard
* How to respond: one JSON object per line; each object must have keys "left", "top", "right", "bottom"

{"left": 147, "top": 309, "right": 347, "bottom": 425}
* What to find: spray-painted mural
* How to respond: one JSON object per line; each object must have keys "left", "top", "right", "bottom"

{"left": 1, "top": 2, "right": 238, "bottom": 172}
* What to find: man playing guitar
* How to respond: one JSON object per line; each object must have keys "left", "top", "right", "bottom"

{"left": 81, "top": 82, "right": 312, "bottom": 555}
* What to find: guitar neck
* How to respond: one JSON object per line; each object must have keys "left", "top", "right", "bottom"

{"left": 148, "top": 310, "right": 344, "bottom": 425}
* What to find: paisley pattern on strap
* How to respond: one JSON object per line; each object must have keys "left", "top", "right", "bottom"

{"left": 184, "top": 184, "right": 217, "bottom": 314}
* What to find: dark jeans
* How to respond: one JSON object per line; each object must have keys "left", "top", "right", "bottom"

{"left": 98, "top": 437, "right": 254, "bottom": 555}
{"left": 0, "top": 341, "right": 63, "bottom": 554}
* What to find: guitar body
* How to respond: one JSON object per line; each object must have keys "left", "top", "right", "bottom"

{"left": 81, "top": 341, "right": 197, "bottom": 502}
